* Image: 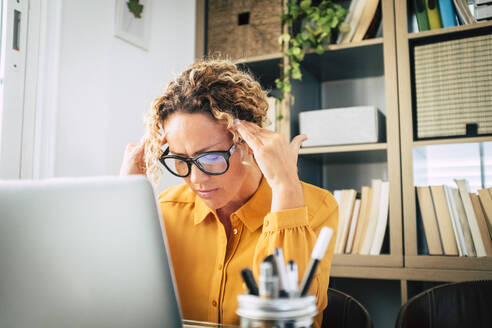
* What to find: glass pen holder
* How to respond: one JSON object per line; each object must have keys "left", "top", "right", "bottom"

{"left": 236, "top": 294, "right": 317, "bottom": 328}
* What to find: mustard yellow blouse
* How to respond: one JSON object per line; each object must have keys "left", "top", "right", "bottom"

{"left": 158, "top": 177, "right": 338, "bottom": 326}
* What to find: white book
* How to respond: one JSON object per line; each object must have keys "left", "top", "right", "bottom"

{"left": 443, "top": 185, "right": 466, "bottom": 256}
{"left": 451, "top": 188, "right": 476, "bottom": 257}
{"left": 345, "top": 199, "right": 361, "bottom": 254}
{"left": 370, "top": 181, "right": 389, "bottom": 255}
{"left": 455, "top": 179, "right": 487, "bottom": 257}
{"left": 336, "top": 0, "right": 359, "bottom": 44}
{"left": 360, "top": 179, "right": 382, "bottom": 255}
{"left": 338, "top": 0, "right": 367, "bottom": 44}
{"left": 333, "top": 190, "right": 343, "bottom": 253}
{"left": 335, "top": 189, "right": 357, "bottom": 254}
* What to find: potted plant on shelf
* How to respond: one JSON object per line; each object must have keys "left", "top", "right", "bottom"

{"left": 274, "top": 0, "right": 348, "bottom": 137}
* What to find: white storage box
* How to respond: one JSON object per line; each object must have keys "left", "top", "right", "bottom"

{"left": 299, "top": 106, "right": 382, "bottom": 147}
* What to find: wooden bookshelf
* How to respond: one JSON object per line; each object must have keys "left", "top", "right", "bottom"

{"left": 197, "top": 0, "right": 491, "bottom": 313}
{"left": 396, "top": 0, "right": 492, "bottom": 281}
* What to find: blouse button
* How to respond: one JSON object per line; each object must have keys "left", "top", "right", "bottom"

{"left": 233, "top": 228, "right": 238, "bottom": 235}
{"left": 218, "top": 264, "right": 223, "bottom": 270}
{"left": 212, "top": 300, "right": 217, "bottom": 307}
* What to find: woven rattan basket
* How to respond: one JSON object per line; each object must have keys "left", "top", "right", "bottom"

{"left": 207, "top": 0, "right": 282, "bottom": 60}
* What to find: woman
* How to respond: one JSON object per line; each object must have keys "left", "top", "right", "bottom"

{"left": 120, "top": 59, "right": 338, "bottom": 326}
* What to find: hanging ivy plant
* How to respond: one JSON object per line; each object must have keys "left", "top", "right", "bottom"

{"left": 276, "top": 0, "right": 348, "bottom": 101}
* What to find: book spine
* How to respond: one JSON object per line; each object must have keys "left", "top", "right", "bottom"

{"left": 456, "top": 180, "right": 487, "bottom": 257}
{"left": 414, "top": 0, "right": 431, "bottom": 31}
{"left": 430, "top": 185, "right": 459, "bottom": 255}
{"left": 416, "top": 186, "right": 443, "bottom": 255}
{"left": 360, "top": 179, "right": 382, "bottom": 255}
{"left": 369, "top": 181, "right": 389, "bottom": 255}
{"left": 470, "top": 193, "right": 492, "bottom": 256}
{"left": 444, "top": 186, "right": 466, "bottom": 256}
{"left": 453, "top": 0, "right": 477, "bottom": 24}
{"left": 426, "top": 0, "right": 443, "bottom": 29}
{"left": 345, "top": 199, "right": 361, "bottom": 254}
{"left": 438, "top": 0, "right": 458, "bottom": 27}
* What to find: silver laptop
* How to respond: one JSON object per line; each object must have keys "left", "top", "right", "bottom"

{"left": 0, "top": 176, "right": 182, "bottom": 328}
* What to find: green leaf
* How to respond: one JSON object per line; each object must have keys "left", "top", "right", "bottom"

{"left": 292, "top": 67, "right": 302, "bottom": 80}
{"left": 330, "top": 17, "right": 339, "bottom": 28}
{"left": 292, "top": 47, "right": 301, "bottom": 56}
{"left": 127, "top": 0, "right": 144, "bottom": 19}
{"left": 300, "top": 0, "right": 311, "bottom": 11}
{"left": 339, "top": 22, "right": 350, "bottom": 33}
{"left": 278, "top": 33, "right": 291, "bottom": 45}
{"left": 315, "top": 44, "right": 324, "bottom": 55}
{"left": 284, "top": 82, "right": 292, "bottom": 93}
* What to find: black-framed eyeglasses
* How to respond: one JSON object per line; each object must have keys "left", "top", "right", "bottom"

{"left": 159, "top": 144, "right": 237, "bottom": 177}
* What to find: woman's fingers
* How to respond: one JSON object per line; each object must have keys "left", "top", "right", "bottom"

{"left": 290, "top": 134, "right": 307, "bottom": 153}
{"left": 120, "top": 137, "right": 147, "bottom": 176}
{"left": 233, "top": 119, "right": 265, "bottom": 149}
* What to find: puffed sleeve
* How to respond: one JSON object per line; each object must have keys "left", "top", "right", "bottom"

{"left": 252, "top": 189, "right": 338, "bottom": 327}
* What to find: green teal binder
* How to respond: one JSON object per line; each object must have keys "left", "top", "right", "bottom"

{"left": 414, "top": 0, "right": 430, "bottom": 31}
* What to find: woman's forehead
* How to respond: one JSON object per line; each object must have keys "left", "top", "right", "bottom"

{"left": 164, "top": 112, "right": 231, "bottom": 155}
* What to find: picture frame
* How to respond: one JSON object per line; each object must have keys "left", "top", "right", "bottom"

{"left": 114, "top": 0, "right": 152, "bottom": 50}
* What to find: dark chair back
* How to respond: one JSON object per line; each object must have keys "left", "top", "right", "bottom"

{"left": 322, "top": 287, "right": 372, "bottom": 328}
{"left": 395, "top": 280, "right": 492, "bottom": 328}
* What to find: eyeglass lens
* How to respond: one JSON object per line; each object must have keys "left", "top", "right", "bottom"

{"left": 162, "top": 153, "right": 228, "bottom": 176}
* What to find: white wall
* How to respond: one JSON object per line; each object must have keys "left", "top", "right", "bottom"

{"left": 52, "top": 0, "right": 193, "bottom": 189}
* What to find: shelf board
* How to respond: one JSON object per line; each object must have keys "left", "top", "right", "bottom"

{"left": 413, "top": 136, "right": 492, "bottom": 147}
{"left": 300, "top": 143, "right": 387, "bottom": 155}
{"left": 331, "top": 266, "right": 492, "bottom": 282}
{"left": 405, "top": 255, "right": 492, "bottom": 272}
{"left": 234, "top": 52, "right": 283, "bottom": 65}
{"left": 234, "top": 38, "right": 384, "bottom": 65}
{"left": 408, "top": 20, "right": 492, "bottom": 40}
{"left": 332, "top": 254, "right": 402, "bottom": 267}
{"left": 305, "top": 37, "right": 384, "bottom": 53}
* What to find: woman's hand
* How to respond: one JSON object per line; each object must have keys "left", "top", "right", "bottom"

{"left": 119, "top": 137, "right": 147, "bottom": 176}
{"left": 233, "top": 120, "right": 307, "bottom": 212}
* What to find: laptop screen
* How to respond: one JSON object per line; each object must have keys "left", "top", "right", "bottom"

{"left": 0, "top": 176, "right": 182, "bottom": 327}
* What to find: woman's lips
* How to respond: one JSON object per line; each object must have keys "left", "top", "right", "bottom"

{"left": 195, "top": 188, "right": 219, "bottom": 199}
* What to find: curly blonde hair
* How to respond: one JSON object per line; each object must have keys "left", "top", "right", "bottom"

{"left": 144, "top": 59, "right": 270, "bottom": 184}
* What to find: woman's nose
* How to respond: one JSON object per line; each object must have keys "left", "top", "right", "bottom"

{"left": 189, "top": 163, "right": 208, "bottom": 184}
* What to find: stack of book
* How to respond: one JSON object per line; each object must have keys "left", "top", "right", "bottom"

{"left": 475, "top": 0, "right": 492, "bottom": 21}
{"left": 333, "top": 179, "right": 389, "bottom": 255}
{"left": 337, "top": 0, "right": 382, "bottom": 44}
{"left": 416, "top": 179, "right": 492, "bottom": 257}
{"left": 413, "top": 0, "right": 478, "bottom": 32}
